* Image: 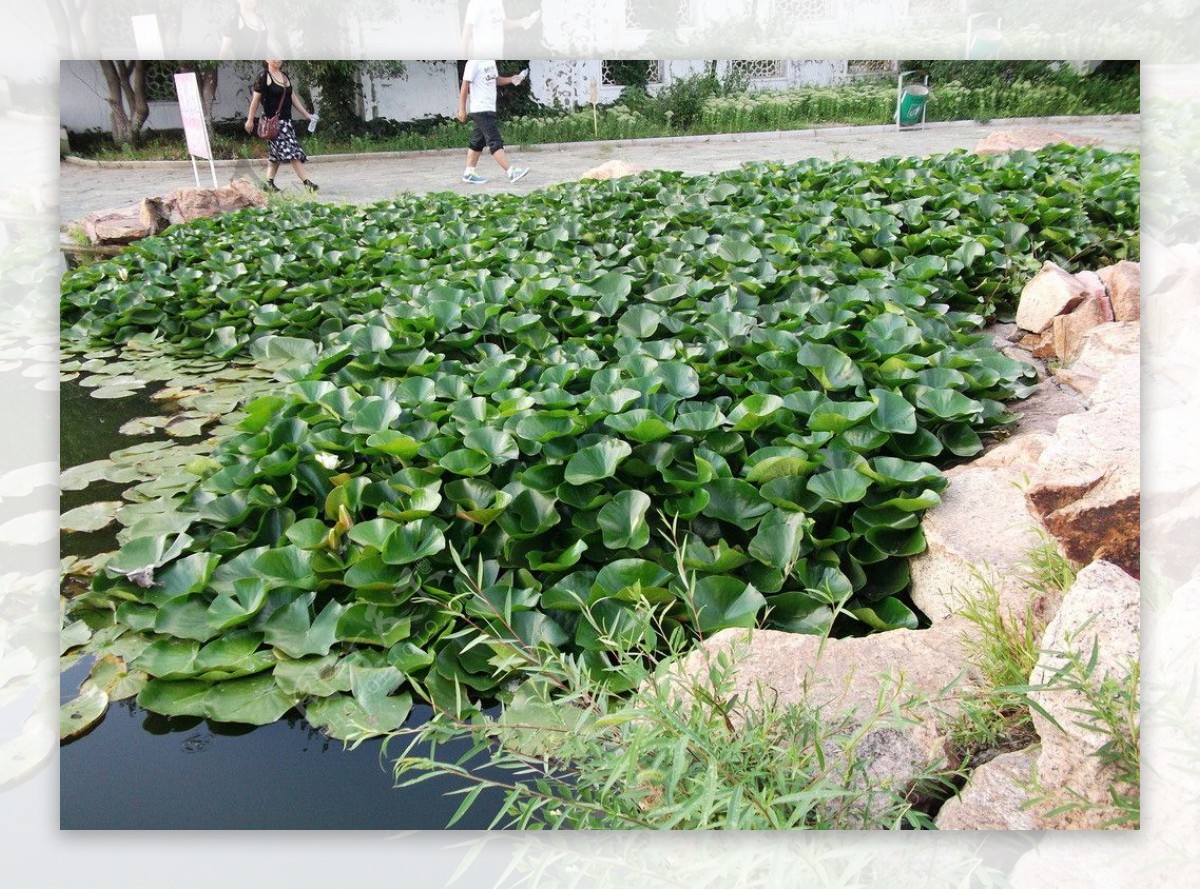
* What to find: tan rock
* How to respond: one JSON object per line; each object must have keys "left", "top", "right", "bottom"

{"left": 676, "top": 625, "right": 968, "bottom": 820}
{"left": 1027, "top": 354, "right": 1139, "bottom": 574}
{"left": 973, "top": 432, "right": 1053, "bottom": 470}
{"left": 1027, "top": 560, "right": 1139, "bottom": 830}
{"left": 580, "top": 159, "right": 646, "bottom": 181}
{"left": 974, "top": 127, "right": 1102, "bottom": 155}
{"left": 161, "top": 177, "right": 267, "bottom": 224}
{"left": 909, "top": 462, "right": 1050, "bottom": 627}
{"left": 1052, "top": 294, "right": 1113, "bottom": 365}
{"left": 1097, "top": 260, "right": 1141, "bottom": 322}
{"left": 1074, "top": 321, "right": 1139, "bottom": 372}
{"left": 1053, "top": 366, "right": 1102, "bottom": 397}
{"left": 1074, "top": 269, "right": 1108, "bottom": 305}
{"left": 1053, "top": 321, "right": 1139, "bottom": 397}
{"left": 1016, "top": 262, "right": 1089, "bottom": 334}
{"left": 936, "top": 749, "right": 1038, "bottom": 830}
{"left": 1015, "top": 330, "right": 1057, "bottom": 360}
{"left": 92, "top": 213, "right": 154, "bottom": 244}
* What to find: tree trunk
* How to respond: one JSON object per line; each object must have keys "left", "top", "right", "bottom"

{"left": 198, "top": 68, "right": 219, "bottom": 124}
{"left": 98, "top": 60, "right": 134, "bottom": 146}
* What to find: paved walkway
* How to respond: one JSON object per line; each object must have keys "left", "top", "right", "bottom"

{"left": 59, "top": 115, "right": 1140, "bottom": 227}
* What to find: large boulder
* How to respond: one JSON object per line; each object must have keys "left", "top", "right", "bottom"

{"left": 1026, "top": 560, "right": 1139, "bottom": 830}
{"left": 580, "top": 160, "right": 646, "bottom": 181}
{"left": 974, "top": 127, "right": 1102, "bottom": 155}
{"left": 909, "top": 439, "right": 1053, "bottom": 628}
{"left": 936, "top": 749, "right": 1038, "bottom": 830}
{"left": 1026, "top": 354, "right": 1140, "bottom": 574}
{"left": 80, "top": 204, "right": 153, "bottom": 245}
{"left": 1097, "top": 260, "right": 1141, "bottom": 322}
{"left": 1015, "top": 262, "right": 1089, "bottom": 334}
{"left": 677, "top": 624, "right": 968, "bottom": 818}
{"left": 74, "top": 177, "right": 266, "bottom": 246}
{"left": 160, "top": 177, "right": 266, "bottom": 224}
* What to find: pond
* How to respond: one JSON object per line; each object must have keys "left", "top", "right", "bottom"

{"left": 59, "top": 377, "right": 506, "bottom": 830}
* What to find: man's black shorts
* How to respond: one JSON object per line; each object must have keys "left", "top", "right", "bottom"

{"left": 468, "top": 111, "right": 504, "bottom": 153}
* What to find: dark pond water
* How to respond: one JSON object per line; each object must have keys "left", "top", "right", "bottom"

{"left": 60, "top": 378, "right": 507, "bottom": 830}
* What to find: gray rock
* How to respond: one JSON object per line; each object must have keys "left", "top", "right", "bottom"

{"left": 1027, "top": 560, "right": 1139, "bottom": 830}
{"left": 676, "top": 625, "right": 969, "bottom": 821}
{"left": 1008, "top": 380, "right": 1087, "bottom": 436}
{"left": 937, "top": 749, "right": 1038, "bottom": 830}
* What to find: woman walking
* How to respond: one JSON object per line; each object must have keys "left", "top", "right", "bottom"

{"left": 244, "top": 60, "right": 318, "bottom": 192}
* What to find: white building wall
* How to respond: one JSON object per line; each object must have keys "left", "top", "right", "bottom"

{"left": 61, "top": 61, "right": 261, "bottom": 132}
{"left": 529, "top": 61, "right": 599, "bottom": 109}
{"left": 362, "top": 62, "right": 460, "bottom": 122}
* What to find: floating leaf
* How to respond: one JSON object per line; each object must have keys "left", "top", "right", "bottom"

{"left": 61, "top": 685, "right": 108, "bottom": 742}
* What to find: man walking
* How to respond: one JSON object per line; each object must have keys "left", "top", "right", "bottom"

{"left": 458, "top": 60, "right": 529, "bottom": 185}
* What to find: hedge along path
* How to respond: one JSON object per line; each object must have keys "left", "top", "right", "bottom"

{"left": 60, "top": 146, "right": 1139, "bottom": 739}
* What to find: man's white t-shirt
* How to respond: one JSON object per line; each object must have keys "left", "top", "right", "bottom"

{"left": 463, "top": 60, "right": 499, "bottom": 114}
{"left": 463, "top": 0, "right": 505, "bottom": 58}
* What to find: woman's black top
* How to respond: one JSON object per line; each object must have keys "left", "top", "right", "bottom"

{"left": 254, "top": 71, "right": 292, "bottom": 121}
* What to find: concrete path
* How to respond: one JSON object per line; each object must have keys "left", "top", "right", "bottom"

{"left": 59, "top": 115, "right": 1140, "bottom": 227}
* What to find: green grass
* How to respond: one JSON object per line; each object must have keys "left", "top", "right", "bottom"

{"left": 391, "top": 540, "right": 955, "bottom": 830}
{"left": 68, "top": 73, "right": 1139, "bottom": 162}
{"left": 944, "top": 539, "right": 1138, "bottom": 828}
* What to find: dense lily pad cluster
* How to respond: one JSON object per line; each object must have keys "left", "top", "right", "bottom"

{"left": 62, "top": 147, "right": 1139, "bottom": 736}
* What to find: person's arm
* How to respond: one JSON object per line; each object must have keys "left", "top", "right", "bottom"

{"left": 459, "top": 23, "right": 473, "bottom": 58}
{"left": 457, "top": 78, "right": 470, "bottom": 122}
{"left": 244, "top": 89, "right": 262, "bottom": 133}
{"left": 218, "top": 36, "right": 233, "bottom": 61}
{"left": 290, "top": 89, "right": 312, "bottom": 120}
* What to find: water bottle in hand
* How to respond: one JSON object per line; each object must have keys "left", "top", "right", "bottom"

{"left": 307, "top": 113, "right": 319, "bottom": 133}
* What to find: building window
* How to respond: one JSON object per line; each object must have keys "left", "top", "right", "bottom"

{"left": 144, "top": 61, "right": 180, "bottom": 102}
{"left": 601, "top": 60, "right": 664, "bottom": 87}
{"left": 624, "top": 0, "right": 697, "bottom": 29}
{"left": 729, "top": 60, "right": 788, "bottom": 81}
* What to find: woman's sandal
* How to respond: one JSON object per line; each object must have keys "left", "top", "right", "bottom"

{"left": 303, "top": 180, "right": 319, "bottom": 192}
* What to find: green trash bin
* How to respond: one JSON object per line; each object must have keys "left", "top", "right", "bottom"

{"left": 897, "top": 84, "right": 928, "bottom": 127}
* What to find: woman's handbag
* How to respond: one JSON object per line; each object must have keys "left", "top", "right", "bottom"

{"left": 256, "top": 82, "right": 287, "bottom": 140}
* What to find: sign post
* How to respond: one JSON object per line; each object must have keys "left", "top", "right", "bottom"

{"left": 174, "top": 71, "right": 217, "bottom": 188}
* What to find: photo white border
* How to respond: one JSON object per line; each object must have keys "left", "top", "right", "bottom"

{"left": 2, "top": 1, "right": 1195, "bottom": 886}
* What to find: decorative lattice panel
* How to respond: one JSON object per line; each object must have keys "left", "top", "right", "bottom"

{"left": 601, "top": 60, "right": 664, "bottom": 86}
{"left": 772, "top": 0, "right": 834, "bottom": 21}
{"left": 729, "top": 60, "right": 788, "bottom": 80}
{"left": 625, "top": 0, "right": 696, "bottom": 29}
{"left": 848, "top": 60, "right": 899, "bottom": 75}
{"left": 144, "top": 61, "right": 179, "bottom": 102}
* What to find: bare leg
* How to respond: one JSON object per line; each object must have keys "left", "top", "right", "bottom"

{"left": 266, "top": 161, "right": 280, "bottom": 181}
{"left": 289, "top": 159, "right": 308, "bottom": 182}
{"left": 491, "top": 148, "right": 511, "bottom": 173}
{"left": 466, "top": 149, "right": 483, "bottom": 168}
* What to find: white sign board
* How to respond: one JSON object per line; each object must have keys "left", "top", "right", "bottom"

{"left": 173, "top": 72, "right": 217, "bottom": 187}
